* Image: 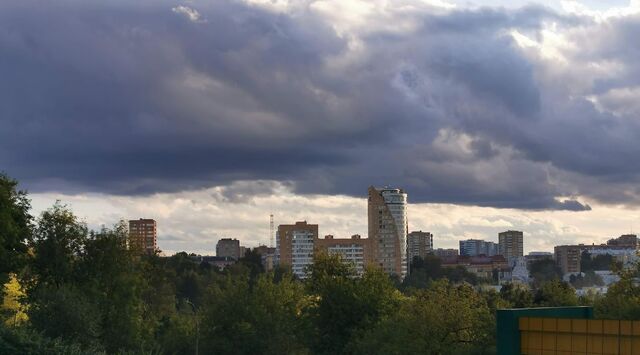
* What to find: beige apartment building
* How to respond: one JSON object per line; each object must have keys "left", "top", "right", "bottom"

{"left": 498, "top": 230, "right": 524, "bottom": 261}
{"left": 407, "top": 231, "right": 434, "bottom": 262}
{"left": 276, "top": 221, "right": 319, "bottom": 278}
{"left": 316, "top": 234, "right": 375, "bottom": 275}
{"left": 368, "top": 186, "right": 408, "bottom": 278}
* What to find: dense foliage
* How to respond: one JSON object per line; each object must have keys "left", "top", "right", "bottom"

{"left": 1, "top": 173, "right": 640, "bottom": 354}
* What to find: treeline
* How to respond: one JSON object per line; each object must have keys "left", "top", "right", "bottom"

{"left": 2, "top": 173, "right": 640, "bottom": 354}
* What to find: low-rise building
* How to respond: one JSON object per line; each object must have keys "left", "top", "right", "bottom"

{"left": 441, "top": 255, "right": 511, "bottom": 281}
{"left": 194, "top": 255, "right": 237, "bottom": 270}
{"left": 459, "top": 239, "right": 499, "bottom": 257}
{"left": 433, "top": 248, "right": 459, "bottom": 258}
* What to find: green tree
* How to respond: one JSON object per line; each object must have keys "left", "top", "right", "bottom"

{"left": 580, "top": 251, "right": 621, "bottom": 272}
{"left": 27, "top": 284, "right": 101, "bottom": 347}
{"left": 79, "top": 222, "right": 152, "bottom": 353}
{"left": 200, "top": 271, "right": 309, "bottom": 354}
{"left": 0, "top": 174, "right": 32, "bottom": 293}
{"left": 306, "top": 252, "right": 400, "bottom": 354}
{"left": 500, "top": 282, "right": 534, "bottom": 308}
{"left": 569, "top": 270, "right": 604, "bottom": 288}
{"left": 529, "top": 259, "right": 562, "bottom": 286}
{"left": 403, "top": 255, "right": 478, "bottom": 290}
{"left": 350, "top": 280, "right": 494, "bottom": 354}
{"left": 30, "top": 202, "right": 87, "bottom": 287}
{"left": 594, "top": 264, "right": 640, "bottom": 319}
{"left": 534, "top": 280, "right": 578, "bottom": 307}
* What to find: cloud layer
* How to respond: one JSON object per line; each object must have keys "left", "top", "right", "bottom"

{"left": 3, "top": 0, "right": 640, "bottom": 210}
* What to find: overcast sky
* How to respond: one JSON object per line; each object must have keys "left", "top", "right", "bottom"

{"left": 3, "top": 0, "right": 640, "bottom": 254}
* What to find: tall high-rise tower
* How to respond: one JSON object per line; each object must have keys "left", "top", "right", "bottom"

{"left": 368, "top": 186, "right": 408, "bottom": 278}
{"left": 498, "top": 230, "right": 524, "bottom": 261}
{"left": 128, "top": 218, "right": 157, "bottom": 255}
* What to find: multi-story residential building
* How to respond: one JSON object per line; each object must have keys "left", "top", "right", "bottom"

{"left": 554, "top": 245, "right": 585, "bottom": 274}
{"left": 499, "top": 230, "right": 524, "bottom": 261}
{"left": 215, "top": 239, "right": 237, "bottom": 259}
{"left": 554, "top": 237, "right": 639, "bottom": 274}
{"left": 216, "top": 238, "right": 241, "bottom": 260}
{"left": 434, "top": 248, "right": 459, "bottom": 258}
{"left": 128, "top": 218, "right": 157, "bottom": 254}
{"left": 276, "top": 221, "right": 319, "bottom": 279}
{"left": 316, "top": 234, "right": 375, "bottom": 276}
{"left": 407, "top": 231, "right": 434, "bottom": 263}
{"left": 368, "top": 186, "right": 408, "bottom": 278}
{"left": 459, "top": 239, "right": 499, "bottom": 257}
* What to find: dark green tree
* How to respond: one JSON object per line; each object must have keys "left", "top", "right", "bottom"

{"left": 30, "top": 202, "right": 87, "bottom": 287}
{"left": 350, "top": 280, "right": 494, "bottom": 354}
{"left": 200, "top": 271, "right": 309, "bottom": 354}
{"left": 500, "top": 282, "right": 534, "bottom": 308}
{"left": 529, "top": 259, "right": 562, "bottom": 286}
{"left": 0, "top": 174, "right": 32, "bottom": 293}
{"left": 306, "top": 252, "right": 400, "bottom": 354}
{"left": 534, "top": 280, "right": 578, "bottom": 307}
{"left": 595, "top": 263, "right": 640, "bottom": 319}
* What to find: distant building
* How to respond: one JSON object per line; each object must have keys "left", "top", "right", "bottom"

{"left": 216, "top": 238, "right": 241, "bottom": 260}
{"left": 276, "top": 221, "right": 319, "bottom": 279}
{"left": 407, "top": 231, "right": 434, "bottom": 262}
{"left": 316, "top": 234, "right": 375, "bottom": 276}
{"left": 459, "top": 239, "right": 499, "bottom": 257}
{"left": 510, "top": 257, "right": 530, "bottom": 284}
{"left": 499, "top": 230, "right": 524, "bottom": 260}
{"left": 197, "top": 256, "right": 236, "bottom": 270}
{"left": 128, "top": 219, "right": 157, "bottom": 254}
{"left": 368, "top": 186, "right": 408, "bottom": 278}
{"left": 441, "top": 255, "right": 511, "bottom": 281}
{"left": 607, "top": 234, "right": 638, "bottom": 249}
{"left": 554, "top": 245, "right": 582, "bottom": 274}
{"left": 554, "top": 237, "right": 639, "bottom": 274}
{"left": 433, "top": 248, "right": 459, "bottom": 258}
{"left": 254, "top": 245, "right": 276, "bottom": 271}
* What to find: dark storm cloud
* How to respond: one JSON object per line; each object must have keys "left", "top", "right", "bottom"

{"left": 0, "top": 0, "right": 638, "bottom": 209}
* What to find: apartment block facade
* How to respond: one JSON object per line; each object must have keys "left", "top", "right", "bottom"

{"left": 498, "top": 230, "right": 524, "bottom": 261}
{"left": 316, "top": 234, "right": 375, "bottom": 276}
{"left": 368, "top": 186, "right": 408, "bottom": 278}
{"left": 459, "top": 239, "right": 499, "bottom": 257}
{"left": 216, "top": 238, "right": 241, "bottom": 260}
{"left": 407, "top": 231, "right": 434, "bottom": 262}
{"left": 276, "top": 221, "right": 319, "bottom": 279}
{"left": 128, "top": 218, "right": 157, "bottom": 254}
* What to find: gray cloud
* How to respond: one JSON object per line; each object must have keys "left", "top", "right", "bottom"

{"left": 1, "top": 0, "right": 639, "bottom": 210}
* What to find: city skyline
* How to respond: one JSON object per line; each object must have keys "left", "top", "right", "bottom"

{"left": 27, "top": 184, "right": 639, "bottom": 256}
{"left": 4, "top": 0, "right": 640, "bottom": 255}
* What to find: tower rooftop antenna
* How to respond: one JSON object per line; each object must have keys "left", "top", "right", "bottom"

{"left": 270, "top": 213, "right": 274, "bottom": 248}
